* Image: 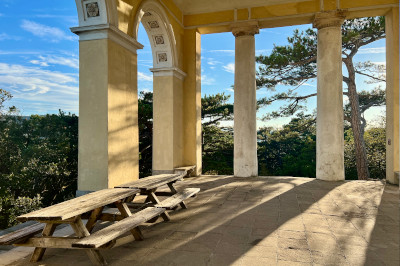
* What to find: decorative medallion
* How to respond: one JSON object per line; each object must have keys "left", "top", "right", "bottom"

{"left": 148, "top": 21, "right": 159, "bottom": 28}
{"left": 86, "top": 2, "right": 100, "bottom": 18}
{"left": 158, "top": 53, "right": 168, "bottom": 62}
{"left": 143, "top": 12, "right": 152, "bottom": 17}
{"left": 154, "top": 35, "right": 165, "bottom": 45}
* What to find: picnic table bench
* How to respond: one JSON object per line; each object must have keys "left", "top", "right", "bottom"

{"left": 0, "top": 166, "right": 199, "bottom": 265}
{"left": 0, "top": 188, "right": 166, "bottom": 265}
{"left": 115, "top": 172, "right": 200, "bottom": 221}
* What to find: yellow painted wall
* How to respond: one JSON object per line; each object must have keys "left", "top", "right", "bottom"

{"left": 182, "top": 0, "right": 398, "bottom": 33}
{"left": 152, "top": 74, "right": 184, "bottom": 172}
{"left": 107, "top": 39, "right": 139, "bottom": 188}
{"left": 153, "top": 75, "right": 174, "bottom": 171}
{"left": 173, "top": 75, "right": 184, "bottom": 168}
{"left": 182, "top": 29, "right": 202, "bottom": 175}
{"left": 385, "top": 7, "right": 399, "bottom": 184}
{"left": 78, "top": 39, "right": 109, "bottom": 191}
{"left": 78, "top": 38, "right": 139, "bottom": 192}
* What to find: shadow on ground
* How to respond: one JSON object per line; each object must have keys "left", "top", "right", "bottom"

{"left": 7, "top": 176, "right": 399, "bottom": 266}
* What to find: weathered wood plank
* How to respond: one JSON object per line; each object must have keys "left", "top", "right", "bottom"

{"left": 30, "top": 223, "right": 57, "bottom": 262}
{"left": 174, "top": 165, "right": 196, "bottom": 177}
{"left": 115, "top": 174, "right": 182, "bottom": 190}
{"left": 146, "top": 192, "right": 170, "bottom": 221}
{"left": 15, "top": 236, "right": 116, "bottom": 249}
{"left": 155, "top": 188, "right": 200, "bottom": 210}
{"left": 17, "top": 188, "right": 139, "bottom": 222}
{"left": 16, "top": 237, "right": 78, "bottom": 248}
{"left": 72, "top": 207, "right": 165, "bottom": 249}
{"left": 0, "top": 222, "right": 45, "bottom": 245}
{"left": 71, "top": 217, "right": 107, "bottom": 265}
{"left": 86, "top": 207, "right": 104, "bottom": 233}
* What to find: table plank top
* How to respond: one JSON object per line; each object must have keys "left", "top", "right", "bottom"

{"left": 17, "top": 188, "right": 140, "bottom": 222}
{"left": 115, "top": 174, "right": 182, "bottom": 190}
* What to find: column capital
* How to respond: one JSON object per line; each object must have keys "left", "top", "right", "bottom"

{"left": 313, "top": 10, "right": 348, "bottom": 30}
{"left": 231, "top": 21, "right": 259, "bottom": 37}
{"left": 150, "top": 67, "right": 187, "bottom": 80}
{"left": 71, "top": 24, "right": 144, "bottom": 54}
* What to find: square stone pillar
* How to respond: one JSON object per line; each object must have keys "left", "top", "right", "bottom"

{"left": 232, "top": 22, "right": 259, "bottom": 178}
{"left": 385, "top": 7, "right": 399, "bottom": 185}
{"left": 71, "top": 25, "right": 143, "bottom": 194}
{"left": 182, "top": 29, "right": 202, "bottom": 176}
{"left": 151, "top": 68, "right": 186, "bottom": 175}
{"left": 313, "top": 11, "right": 347, "bottom": 181}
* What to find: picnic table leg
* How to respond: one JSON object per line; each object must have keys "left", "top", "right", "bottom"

{"left": 30, "top": 223, "right": 57, "bottom": 262}
{"left": 115, "top": 202, "right": 144, "bottom": 241}
{"left": 71, "top": 217, "right": 107, "bottom": 266}
{"left": 167, "top": 182, "right": 188, "bottom": 209}
{"left": 147, "top": 191, "right": 171, "bottom": 221}
{"left": 86, "top": 206, "right": 104, "bottom": 233}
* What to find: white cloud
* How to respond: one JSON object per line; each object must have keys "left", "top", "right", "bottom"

{"left": 30, "top": 55, "right": 79, "bottom": 69}
{"left": 223, "top": 63, "right": 235, "bottom": 73}
{"left": 201, "top": 74, "right": 216, "bottom": 85}
{"left": 0, "top": 63, "right": 78, "bottom": 96}
{"left": 208, "top": 49, "right": 235, "bottom": 56}
{"left": 225, "top": 88, "right": 234, "bottom": 92}
{"left": 34, "top": 14, "right": 78, "bottom": 24}
{"left": 21, "top": 20, "right": 75, "bottom": 42}
{"left": 0, "top": 33, "right": 21, "bottom": 41}
{"left": 30, "top": 60, "right": 49, "bottom": 67}
{"left": 138, "top": 72, "right": 153, "bottom": 81}
{"left": 358, "top": 47, "right": 385, "bottom": 55}
{"left": 207, "top": 58, "right": 222, "bottom": 66}
{"left": 0, "top": 50, "right": 41, "bottom": 55}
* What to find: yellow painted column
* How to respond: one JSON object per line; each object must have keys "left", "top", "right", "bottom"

{"left": 182, "top": 29, "right": 202, "bottom": 176}
{"left": 72, "top": 26, "right": 143, "bottom": 194}
{"left": 385, "top": 7, "right": 399, "bottom": 185}
{"left": 151, "top": 68, "right": 185, "bottom": 174}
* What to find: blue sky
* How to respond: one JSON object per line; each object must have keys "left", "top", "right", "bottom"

{"left": 0, "top": 0, "right": 386, "bottom": 128}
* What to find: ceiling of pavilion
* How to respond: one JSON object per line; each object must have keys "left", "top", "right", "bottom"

{"left": 172, "top": 0, "right": 311, "bottom": 15}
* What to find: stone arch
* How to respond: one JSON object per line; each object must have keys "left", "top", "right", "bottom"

{"left": 133, "top": 0, "right": 178, "bottom": 69}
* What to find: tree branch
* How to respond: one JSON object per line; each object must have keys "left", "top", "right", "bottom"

{"left": 355, "top": 70, "right": 386, "bottom": 82}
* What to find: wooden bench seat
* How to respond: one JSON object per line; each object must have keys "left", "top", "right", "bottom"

{"left": 72, "top": 207, "right": 165, "bottom": 249}
{"left": 0, "top": 223, "right": 45, "bottom": 245}
{"left": 155, "top": 188, "right": 200, "bottom": 210}
{"left": 18, "top": 188, "right": 140, "bottom": 222}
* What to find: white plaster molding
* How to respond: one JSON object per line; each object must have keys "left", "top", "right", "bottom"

{"left": 71, "top": 24, "right": 144, "bottom": 53}
{"left": 150, "top": 67, "right": 187, "bottom": 80}
{"left": 75, "top": 0, "right": 118, "bottom": 27}
{"left": 132, "top": 0, "right": 179, "bottom": 69}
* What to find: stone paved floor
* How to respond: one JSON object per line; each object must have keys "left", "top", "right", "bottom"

{"left": 1, "top": 176, "right": 399, "bottom": 266}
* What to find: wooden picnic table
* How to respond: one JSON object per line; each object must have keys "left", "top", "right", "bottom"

{"left": 14, "top": 187, "right": 165, "bottom": 265}
{"left": 1, "top": 166, "right": 199, "bottom": 265}
{"left": 115, "top": 173, "right": 199, "bottom": 221}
